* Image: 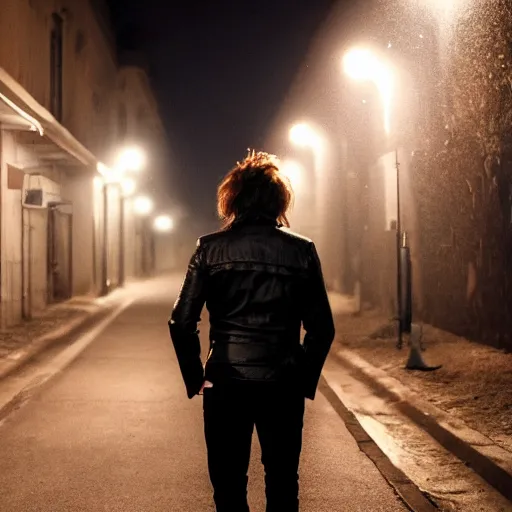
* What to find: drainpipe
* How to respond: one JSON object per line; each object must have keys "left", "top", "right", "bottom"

{"left": 101, "top": 182, "right": 109, "bottom": 296}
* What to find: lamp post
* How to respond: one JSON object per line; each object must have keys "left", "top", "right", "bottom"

{"left": 115, "top": 147, "right": 146, "bottom": 286}
{"left": 289, "top": 122, "right": 324, "bottom": 241}
{"left": 97, "top": 146, "right": 146, "bottom": 294}
{"left": 343, "top": 47, "right": 409, "bottom": 348}
{"left": 118, "top": 177, "right": 137, "bottom": 287}
{"left": 101, "top": 177, "right": 110, "bottom": 296}
{"left": 133, "top": 195, "right": 154, "bottom": 276}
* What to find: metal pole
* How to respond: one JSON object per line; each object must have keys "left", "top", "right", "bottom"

{"left": 141, "top": 216, "right": 147, "bottom": 277}
{"left": 101, "top": 183, "right": 109, "bottom": 296}
{"left": 396, "top": 148, "right": 403, "bottom": 349}
{"left": 119, "top": 189, "right": 125, "bottom": 287}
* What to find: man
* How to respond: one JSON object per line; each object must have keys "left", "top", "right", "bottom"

{"left": 169, "top": 150, "right": 335, "bottom": 512}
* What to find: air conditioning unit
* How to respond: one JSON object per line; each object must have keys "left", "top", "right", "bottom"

{"left": 22, "top": 174, "right": 62, "bottom": 208}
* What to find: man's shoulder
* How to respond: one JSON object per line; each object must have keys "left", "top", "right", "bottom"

{"left": 197, "top": 229, "right": 227, "bottom": 246}
{"left": 277, "top": 227, "right": 313, "bottom": 246}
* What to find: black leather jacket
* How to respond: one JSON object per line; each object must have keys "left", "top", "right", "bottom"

{"left": 169, "top": 217, "right": 335, "bottom": 400}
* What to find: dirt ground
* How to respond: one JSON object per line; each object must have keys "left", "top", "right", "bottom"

{"left": 334, "top": 309, "right": 512, "bottom": 453}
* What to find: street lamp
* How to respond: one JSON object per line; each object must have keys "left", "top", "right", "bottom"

{"left": 115, "top": 148, "right": 145, "bottom": 287}
{"left": 289, "top": 122, "right": 325, "bottom": 242}
{"left": 118, "top": 178, "right": 138, "bottom": 288}
{"left": 343, "top": 47, "right": 409, "bottom": 348}
{"left": 96, "top": 147, "right": 146, "bottom": 294}
{"left": 121, "top": 177, "right": 136, "bottom": 197}
{"left": 117, "top": 146, "right": 146, "bottom": 173}
{"left": 132, "top": 195, "right": 154, "bottom": 277}
{"left": 343, "top": 48, "right": 394, "bottom": 136}
{"left": 153, "top": 215, "right": 174, "bottom": 233}
{"left": 133, "top": 195, "right": 153, "bottom": 216}
{"left": 289, "top": 123, "right": 322, "bottom": 150}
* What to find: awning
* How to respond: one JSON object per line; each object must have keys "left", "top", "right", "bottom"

{"left": 0, "top": 67, "right": 97, "bottom": 169}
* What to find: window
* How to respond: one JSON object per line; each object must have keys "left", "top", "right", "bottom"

{"left": 50, "top": 13, "right": 63, "bottom": 121}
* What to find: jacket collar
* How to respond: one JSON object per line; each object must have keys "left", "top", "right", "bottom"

{"left": 231, "top": 214, "right": 280, "bottom": 229}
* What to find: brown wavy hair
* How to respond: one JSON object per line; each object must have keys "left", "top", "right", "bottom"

{"left": 217, "top": 150, "right": 293, "bottom": 229}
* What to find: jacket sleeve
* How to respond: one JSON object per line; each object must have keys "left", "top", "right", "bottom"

{"left": 168, "top": 239, "right": 207, "bottom": 399}
{"left": 301, "top": 242, "right": 335, "bottom": 400}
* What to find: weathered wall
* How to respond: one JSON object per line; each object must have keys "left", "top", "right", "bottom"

{"left": 0, "top": 131, "right": 23, "bottom": 327}
{"left": 0, "top": 132, "right": 63, "bottom": 325}
{"left": 0, "top": 0, "right": 119, "bottom": 160}
{"left": 62, "top": 172, "right": 94, "bottom": 296}
{"left": 0, "top": 1, "right": 171, "bottom": 315}
{"left": 25, "top": 207, "right": 48, "bottom": 313}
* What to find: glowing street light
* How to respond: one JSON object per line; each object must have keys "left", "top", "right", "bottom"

{"left": 117, "top": 146, "right": 146, "bottom": 172}
{"left": 153, "top": 215, "right": 174, "bottom": 233}
{"left": 121, "top": 177, "right": 136, "bottom": 197}
{"left": 289, "top": 122, "right": 322, "bottom": 150}
{"left": 97, "top": 162, "right": 109, "bottom": 177}
{"left": 288, "top": 122, "right": 327, "bottom": 245}
{"left": 280, "top": 159, "right": 303, "bottom": 192}
{"left": 343, "top": 46, "right": 412, "bottom": 349}
{"left": 133, "top": 195, "right": 153, "bottom": 216}
{"left": 343, "top": 47, "right": 394, "bottom": 136}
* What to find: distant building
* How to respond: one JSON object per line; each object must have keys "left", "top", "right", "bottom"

{"left": 0, "top": 0, "right": 168, "bottom": 327}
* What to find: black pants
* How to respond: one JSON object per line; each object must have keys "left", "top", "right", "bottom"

{"left": 203, "top": 381, "right": 305, "bottom": 512}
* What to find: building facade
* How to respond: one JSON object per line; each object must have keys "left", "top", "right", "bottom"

{"left": 0, "top": 0, "right": 168, "bottom": 327}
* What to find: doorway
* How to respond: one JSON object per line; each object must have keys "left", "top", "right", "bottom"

{"left": 47, "top": 202, "right": 72, "bottom": 303}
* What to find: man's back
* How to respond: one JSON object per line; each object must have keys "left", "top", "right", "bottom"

{"left": 168, "top": 151, "right": 335, "bottom": 512}
{"left": 202, "top": 220, "right": 311, "bottom": 337}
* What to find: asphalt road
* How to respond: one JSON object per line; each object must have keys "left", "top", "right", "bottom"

{"left": 0, "top": 277, "right": 407, "bottom": 511}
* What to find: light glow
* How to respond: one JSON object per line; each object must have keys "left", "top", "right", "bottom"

{"left": 133, "top": 195, "right": 153, "bottom": 216}
{"left": 343, "top": 48, "right": 394, "bottom": 136}
{"left": 117, "top": 147, "right": 146, "bottom": 172}
{"left": 97, "top": 162, "right": 109, "bottom": 176}
{"left": 281, "top": 160, "right": 304, "bottom": 192}
{"left": 289, "top": 123, "right": 322, "bottom": 150}
{"left": 121, "top": 177, "right": 136, "bottom": 197}
{"left": 153, "top": 215, "right": 174, "bottom": 232}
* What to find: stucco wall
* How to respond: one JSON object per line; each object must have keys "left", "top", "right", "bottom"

{"left": 0, "top": 131, "right": 23, "bottom": 327}
{"left": 0, "top": 0, "right": 118, "bottom": 160}
{"left": 62, "top": 171, "right": 95, "bottom": 296}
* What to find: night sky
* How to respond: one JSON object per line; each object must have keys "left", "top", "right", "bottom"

{"left": 107, "top": 0, "right": 335, "bottom": 231}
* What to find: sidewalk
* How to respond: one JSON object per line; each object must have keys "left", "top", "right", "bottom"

{"left": 328, "top": 291, "right": 512, "bottom": 502}
{"left": 0, "top": 283, "right": 139, "bottom": 381}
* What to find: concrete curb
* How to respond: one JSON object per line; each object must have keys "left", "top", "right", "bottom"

{"left": 334, "top": 348, "right": 512, "bottom": 503}
{"left": 319, "top": 376, "right": 438, "bottom": 511}
{"left": 0, "top": 305, "right": 114, "bottom": 382}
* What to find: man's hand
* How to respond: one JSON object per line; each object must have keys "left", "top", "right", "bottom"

{"left": 198, "top": 380, "right": 214, "bottom": 395}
